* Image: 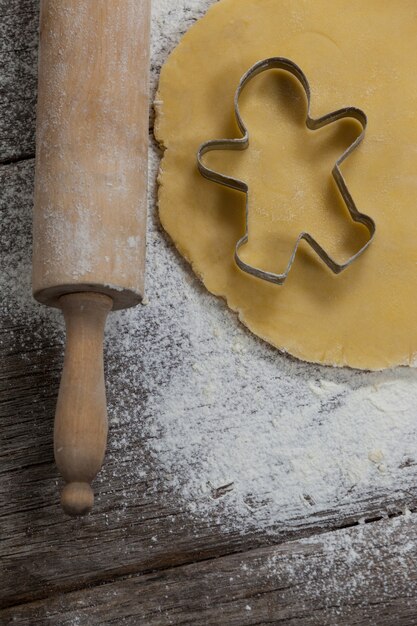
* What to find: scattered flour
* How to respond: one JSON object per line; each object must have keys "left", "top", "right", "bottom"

{"left": 1, "top": 0, "right": 416, "bottom": 540}
{"left": 222, "top": 514, "right": 417, "bottom": 620}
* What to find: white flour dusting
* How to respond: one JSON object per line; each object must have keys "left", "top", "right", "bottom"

{"left": 144, "top": 0, "right": 417, "bottom": 532}
{"left": 1, "top": 0, "right": 416, "bottom": 538}
{"left": 230, "top": 514, "right": 417, "bottom": 618}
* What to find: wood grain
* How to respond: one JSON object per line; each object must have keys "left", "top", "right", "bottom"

{"left": 32, "top": 0, "right": 151, "bottom": 515}
{"left": 2, "top": 515, "right": 417, "bottom": 625}
{"left": 1, "top": 1, "right": 416, "bottom": 623}
{"left": 55, "top": 293, "right": 113, "bottom": 516}
{"left": 0, "top": 0, "right": 39, "bottom": 162}
{"left": 1, "top": 158, "right": 417, "bottom": 610}
{"left": 33, "top": 0, "right": 150, "bottom": 309}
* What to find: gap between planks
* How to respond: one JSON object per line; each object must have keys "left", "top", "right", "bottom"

{"left": 0, "top": 507, "right": 411, "bottom": 614}
{"left": 2, "top": 157, "right": 417, "bottom": 609}
{"left": 1, "top": 513, "right": 417, "bottom": 626}
{"left": 1, "top": 2, "right": 417, "bottom": 618}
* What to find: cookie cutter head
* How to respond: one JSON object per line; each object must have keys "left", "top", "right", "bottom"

{"left": 197, "top": 57, "right": 376, "bottom": 285}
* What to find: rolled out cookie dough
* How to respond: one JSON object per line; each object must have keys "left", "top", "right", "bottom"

{"left": 155, "top": 0, "right": 417, "bottom": 370}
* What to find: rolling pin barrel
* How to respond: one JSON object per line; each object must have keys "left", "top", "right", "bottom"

{"left": 32, "top": 0, "right": 150, "bottom": 515}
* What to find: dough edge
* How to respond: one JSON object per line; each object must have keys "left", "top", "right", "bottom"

{"left": 154, "top": 0, "right": 416, "bottom": 372}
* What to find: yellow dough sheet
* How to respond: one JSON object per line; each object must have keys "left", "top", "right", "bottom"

{"left": 155, "top": 0, "right": 417, "bottom": 370}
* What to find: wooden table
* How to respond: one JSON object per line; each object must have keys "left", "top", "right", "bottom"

{"left": 1, "top": 2, "right": 417, "bottom": 624}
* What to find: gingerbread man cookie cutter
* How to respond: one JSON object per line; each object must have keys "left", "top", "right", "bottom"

{"left": 197, "top": 57, "right": 376, "bottom": 285}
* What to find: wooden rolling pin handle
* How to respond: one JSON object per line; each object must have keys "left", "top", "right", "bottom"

{"left": 54, "top": 292, "right": 113, "bottom": 516}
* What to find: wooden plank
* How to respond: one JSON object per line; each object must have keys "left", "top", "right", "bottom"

{"left": 0, "top": 0, "right": 39, "bottom": 162}
{"left": 1, "top": 0, "right": 417, "bottom": 614}
{"left": 2, "top": 514, "right": 417, "bottom": 625}
{"left": 1, "top": 158, "right": 417, "bottom": 609}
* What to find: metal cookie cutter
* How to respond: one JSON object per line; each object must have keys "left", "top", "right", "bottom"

{"left": 197, "top": 57, "right": 376, "bottom": 285}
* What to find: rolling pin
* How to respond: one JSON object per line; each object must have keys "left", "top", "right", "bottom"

{"left": 32, "top": 0, "right": 151, "bottom": 516}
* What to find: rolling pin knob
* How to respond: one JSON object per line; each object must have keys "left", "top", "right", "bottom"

{"left": 61, "top": 483, "right": 94, "bottom": 517}
{"left": 54, "top": 293, "right": 113, "bottom": 516}
{"left": 33, "top": 0, "right": 150, "bottom": 512}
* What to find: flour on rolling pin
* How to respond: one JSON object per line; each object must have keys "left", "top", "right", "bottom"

{"left": 32, "top": 0, "right": 151, "bottom": 515}
{"left": 33, "top": 0, "right": 149, "bottom": 309}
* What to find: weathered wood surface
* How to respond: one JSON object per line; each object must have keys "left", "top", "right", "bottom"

{"left": 1, "top": 0, "right": 417, "bottom": 623}
{"left": 0, "top": 0, "right": 38, "bottom": 162}
{"left": 2, "top": 157, "right": 417, "bottom": 610}
{"left": 2, "top": 515, "right": 417, "bottom": 625}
